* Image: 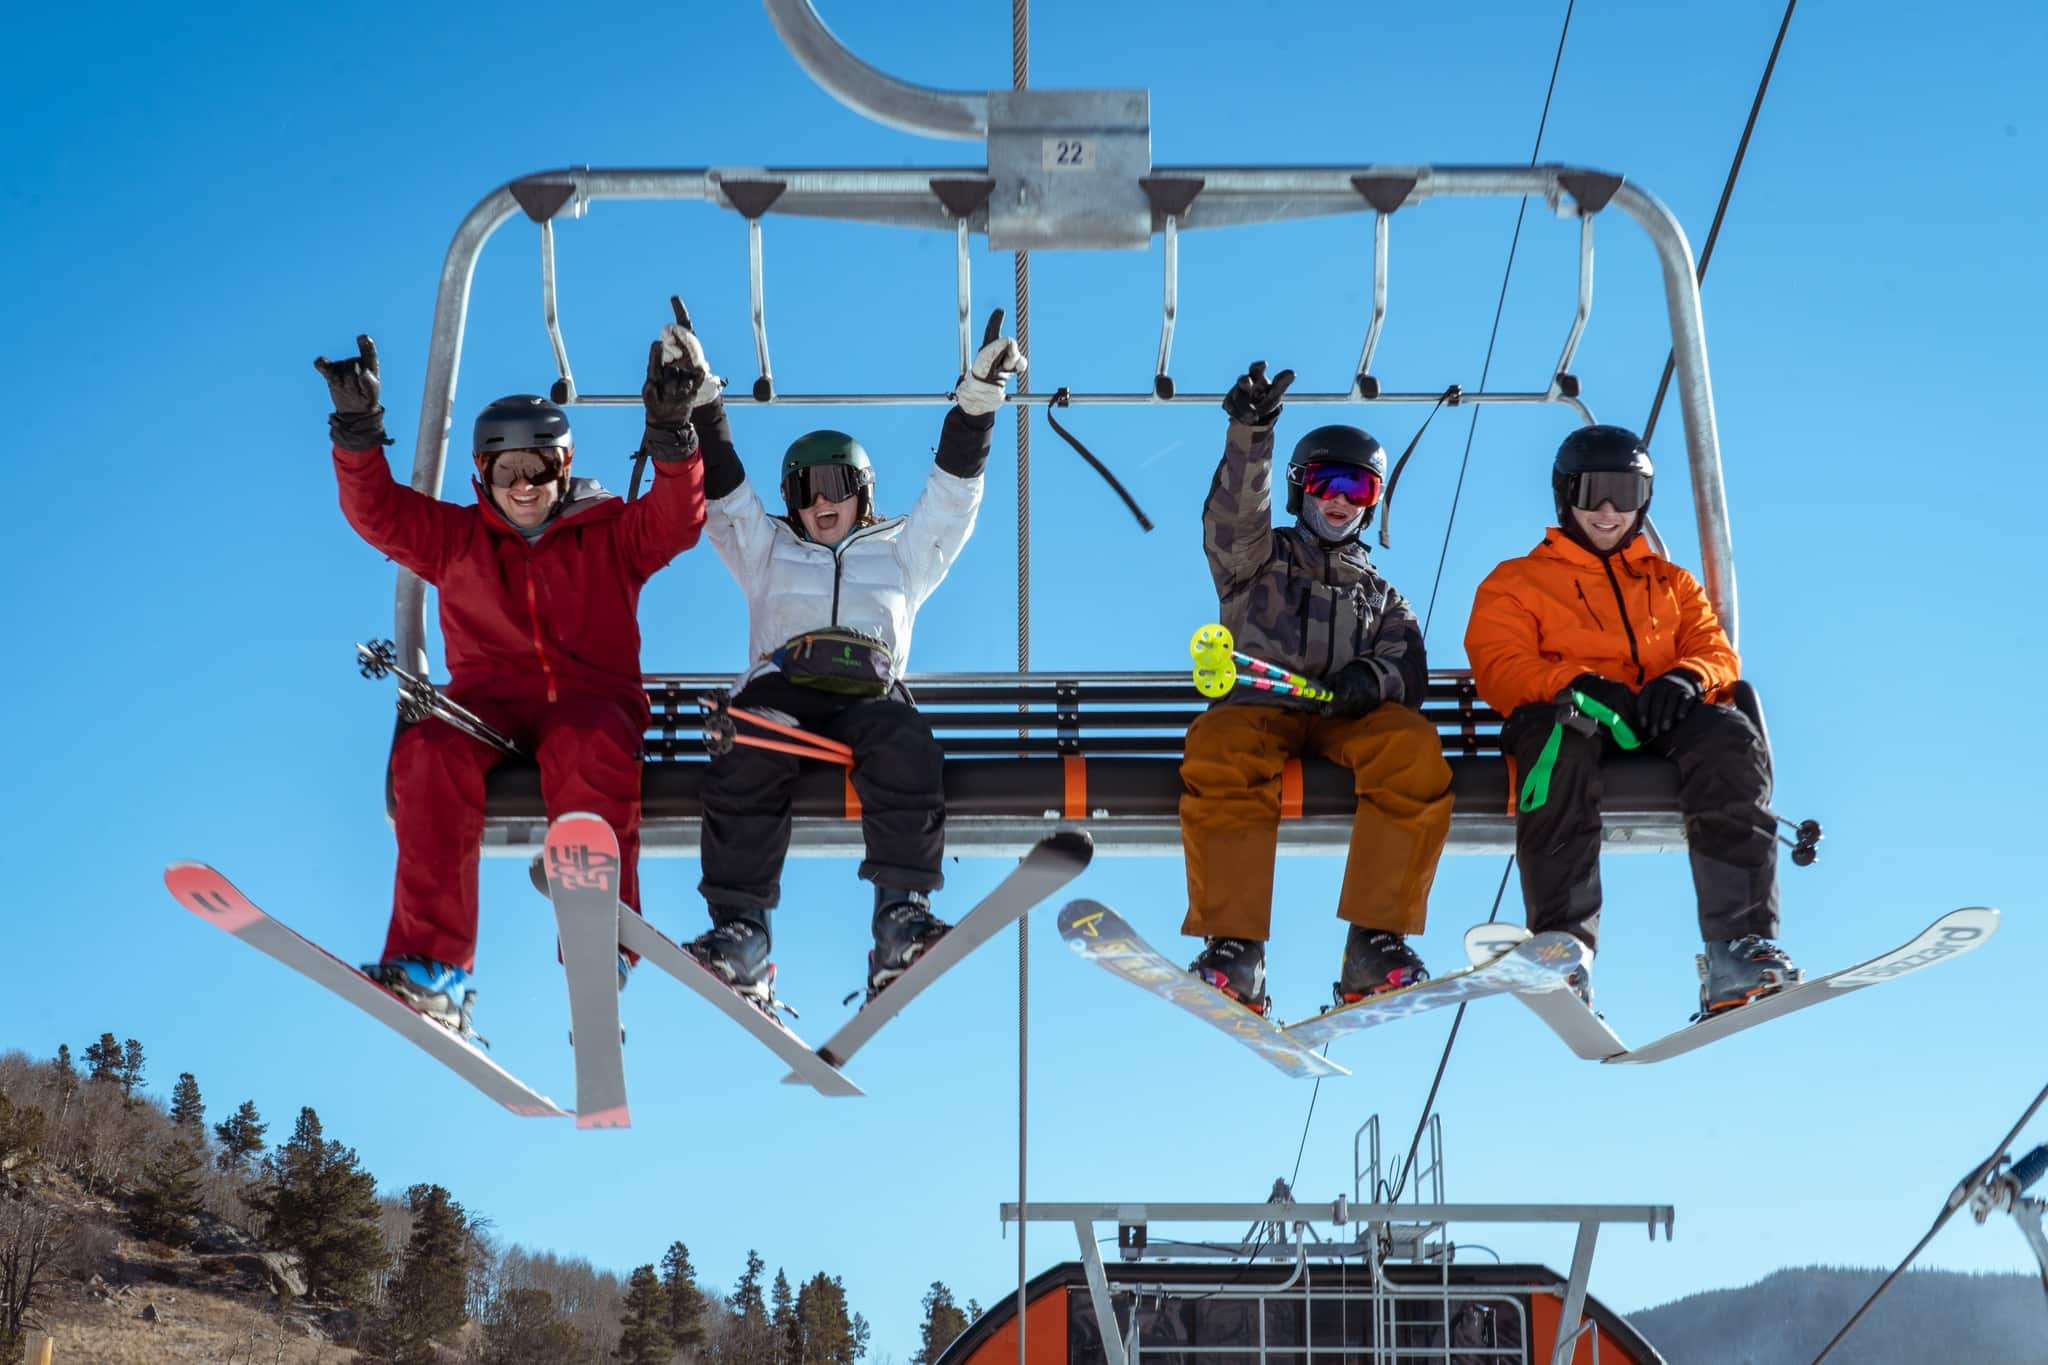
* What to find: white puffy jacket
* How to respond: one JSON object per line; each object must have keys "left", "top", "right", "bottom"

{"left": 706, "top": 465, "right": 983, "bottom": 688}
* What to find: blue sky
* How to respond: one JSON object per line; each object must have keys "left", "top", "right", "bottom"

{"left": 5, "top": 0, "right": 2046, "bottom": 1354}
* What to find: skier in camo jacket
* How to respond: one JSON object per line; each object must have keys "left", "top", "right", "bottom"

{"left": 1179, "top": 361, "right": 1455, "bottom": 1015}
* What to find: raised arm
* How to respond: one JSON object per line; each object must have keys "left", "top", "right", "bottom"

{"left": 316, "top": 334, "right": 469, "bottom": 584}
{"left": 617, "top": 303, "right": 713, "bottom": 582}
{"left": 898, "top": 311, "right": 1020, "bottom": 603}
{"left": 1203, "top": 362, "right": 1295, "bottom": 597}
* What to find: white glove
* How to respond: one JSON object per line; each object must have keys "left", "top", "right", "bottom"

{"left": 659, "top": 321, "right": 726, "bottom": 409}
{"left": 954, "top": 335, "right": 1026, "bottom": 417}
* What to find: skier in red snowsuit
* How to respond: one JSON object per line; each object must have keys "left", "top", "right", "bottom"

{"left": 315, "top": 324, "right": 711, "bottom": 1032}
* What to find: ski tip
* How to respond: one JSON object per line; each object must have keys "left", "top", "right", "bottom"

{"left": 1042, "top": 828, "right": 1096, "bottom": 858}
{"left": 1056, "top": 899, "right": 1115, "bottom": 939}
{"left": 575, "top": 1104, "right": 631, "bottom": 1130}
{"left": 548, "top": 811, "right": 612, "bottom": 833}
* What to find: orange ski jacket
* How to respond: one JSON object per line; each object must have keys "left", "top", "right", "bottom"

{"left": 1464, "top": 527, "right": 1740, "bottom": 717}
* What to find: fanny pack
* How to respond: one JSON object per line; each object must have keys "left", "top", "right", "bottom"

{"left": 772, "top": 627, "right": 894, "bottom": 696}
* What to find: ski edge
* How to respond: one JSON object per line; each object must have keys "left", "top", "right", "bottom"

{"left": 1462, "top": 924, "right": 1629, "bottom": 1062}
{"left": 1280, "top": 929, "right": 1588, "bottom": 1049}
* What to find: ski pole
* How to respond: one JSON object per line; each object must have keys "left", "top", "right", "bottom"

{"left": 698, "top": 693, "right": 854, "bottom": 766}
{"left": 1189, "top": 625, "right": 1336, "bottom": 703}
{"left": 356, "top": 640, "right": 522, "bottom": 755}
{"left": 1517, "top": 688, "right": 1641, "bottom": 812}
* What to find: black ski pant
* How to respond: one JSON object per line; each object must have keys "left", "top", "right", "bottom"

{"left": 698, "top": 672, "right": 946, "bottom": 915}
{"left": 1501, "top": 696, "right": 1779, "bottom": 952}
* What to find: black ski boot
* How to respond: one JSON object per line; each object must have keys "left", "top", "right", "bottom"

{"left": 686, "top": 907, "right": 775, "bottom": 1009}
{"left": 1696, "top": 935, "right": 1801, "bottom": 1016}
{"left": 1334, "top": 927, "right": 1429, "bottom": 1005}
{"left": 1188, "top": 936, "right": 1270, "bottom": 1015}
{"left": 868, "top": 888, "right": 950, "bottom": 1003}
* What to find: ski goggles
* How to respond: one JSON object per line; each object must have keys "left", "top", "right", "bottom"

{"left": 1566, "top": 469, "right": 1652, "bottom": 513}
{"left": 1298, "top": 461, "right": 1384, "bottom": 506}
{"left": 783, "top": 462, "right": 868, "bottom": 508}
{"left": 484, "top": 448, "right": 564, "bottom": 488}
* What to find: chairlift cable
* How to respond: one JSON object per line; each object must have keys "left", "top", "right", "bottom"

{"left": 1417, "top": 0, "right": 1576, "bottom": 643}
{"left": 1811, "top": 1076, "right": 2048, "bottom": 1363}
{"left": 1012, "top": 9, "right": 1033, "bottom": 1365}
{"left": 1641, "top": 0, "right": 1800, "bottom": 447}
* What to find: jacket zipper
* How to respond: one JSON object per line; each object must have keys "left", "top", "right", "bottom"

{"left": 524, "top": 566, "right": 558, "bottom": 702}
{"left": 1599, "top": 556, "right": 1645, "bottom": 684}
{"left": 1574, "top": 581, "right": 1605, "bottom": 629}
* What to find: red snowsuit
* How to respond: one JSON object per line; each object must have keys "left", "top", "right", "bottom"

{"left": 333, "top": 446, "right": 707, "bottom": 968}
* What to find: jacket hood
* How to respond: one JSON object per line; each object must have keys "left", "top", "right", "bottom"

{"left": 1533, "top": 524, "right": 1656, "bottom": 570}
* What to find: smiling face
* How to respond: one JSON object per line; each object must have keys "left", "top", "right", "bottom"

{"left": 480, "top": 448, "right": 569, "bottom": 529}
{"left": 1569, "top": 500, "right": 1635, "bottom": 554}
{"left": 1312, "top": 490, "right": 1366, "bottom": 533}
{"left": 798, "top": 493, "right": 860, "bottom": 547}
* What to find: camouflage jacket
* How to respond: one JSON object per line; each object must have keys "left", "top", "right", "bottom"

{"left": 1201, "top": 420, "right": 1429, "bottom": 711}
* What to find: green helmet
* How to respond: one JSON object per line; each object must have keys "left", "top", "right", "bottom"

{"left": 780, "top": 430, "right": 875, "bottom": 524}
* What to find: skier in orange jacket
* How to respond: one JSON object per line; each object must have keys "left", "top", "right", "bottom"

{"left": 1464, "top": 425, "right": 1799, "bottom": 1016}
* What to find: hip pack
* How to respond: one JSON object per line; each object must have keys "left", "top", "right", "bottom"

{"left": 772, "top": 627, "right": 894, "bottom": 697}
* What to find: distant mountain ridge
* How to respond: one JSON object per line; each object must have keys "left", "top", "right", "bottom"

{"left": 1630, "top": 1265, "right": 2047, "bottom": 1364}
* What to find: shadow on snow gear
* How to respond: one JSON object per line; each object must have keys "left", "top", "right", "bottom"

{"left": 868, "top": 888, "right": 950, "bottom": 1003}
{"left": 1335, "top": 928, "right": 1429, "bottom": 1005}
{"left": 1696, "top": 934, "right": 1802, "bottom": 1017}
{"left": 1188, "top": 936, "right": 1270, "bottom": 1015}
{"left": 368, "top": 956, "right": 479, "bottom": 1038}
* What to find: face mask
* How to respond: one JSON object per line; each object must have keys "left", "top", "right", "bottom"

{"left": 1299, "top": 497, "right": 1362, "bottom": 543}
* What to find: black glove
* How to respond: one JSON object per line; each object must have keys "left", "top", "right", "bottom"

{"left": 640, "top": 299, "right": 710, "bottom": 463}
{"left": 1324, "top": 660, "right": 1385, "bottom": 719}
{"left": 1221, "top": 360, "right": 1295, "bottom": 428}
{"left": 1637, "top": 669, "right": 1704, "bottom": 739}
{"left": 1562, "top": 674, "right": 1638, "bottom": 730}
{"left": 312, "top": 334, "right": 391, "bottom": 449}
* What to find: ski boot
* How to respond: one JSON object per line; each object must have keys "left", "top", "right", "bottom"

{"left": 1696, "top": 935, "right": 1802, "bottom": 1016}
{"left": 685, "top": 907, "right": 776, "bottom": 1011}
{"left": 1188, "top": 936, "right": 1270, "bottom": 1015}
{"left": 867, "top": 888, "right": 950, "bottom": 1004}
{"left": 367, "top": 956, "right": 480, "bottom": 1039}
{"left": 1334, "top": 927, "right": 1429, "bottom": 1005}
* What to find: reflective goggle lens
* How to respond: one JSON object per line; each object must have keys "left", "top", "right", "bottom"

{"left": 488, "top": 449, "right": 562, "bottom": 488}
{"left": 1301, "top": 462, "right": 1384, "bottom": 506}
{"left": 791, "top": 463, "right": 865, "bottom": 506}
{"left": 1569, "top": 469, "right": 1651, "bottom": 513}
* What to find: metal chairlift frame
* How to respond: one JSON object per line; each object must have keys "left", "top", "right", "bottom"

{"left": 389, "top": 0, "right": 1745, "bottom": 860}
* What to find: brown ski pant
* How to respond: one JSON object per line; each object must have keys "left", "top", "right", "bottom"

{"left": 1179, "top": 703, "right": 1453, "bottom": 941}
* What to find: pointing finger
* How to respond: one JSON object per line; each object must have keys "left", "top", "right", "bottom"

{"left": 313, "top": 356, "right": 333, "bottom": 378}
{"left": 1268, "top": 368, "right": 1297, "bottom": 401}
{"left": 981, "top": 309, "right": 1005, "bottom": 348}
{"left": 670, "top": 295, "right": 693, "bottom": 330}
{"left": 1247, "top": 360, "right": 1268, "bottom": 386}
{"left": 647, "top": 339, "right": 666, "bottom": 382}
{"left": 356, "top": 335, "right": 378, "bottom": 374}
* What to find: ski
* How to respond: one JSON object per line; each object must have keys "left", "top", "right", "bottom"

{"left": 1281, "top": 930, "right": 1588, "bottom": 1051}
{"left": 615, "top": 912, "right": 866, "bottom": 1098}
{"left": 1469, "top": 909, "right": 2000, "bottom": 1065}
{"left": 1462, "top": 923, "right": 1626, "bottom": 1061}
{"left": 543, "top": 814, "right": 631, "bottom": 1130}
{"left": 795, "top": 830, "right": 1095, "bottom": 1076}
{"left": 162, "top": 863, "right": 570, "bottom": 1119}
{"left": 1057, "top": 901, "right": 1349, "bottom": 1080}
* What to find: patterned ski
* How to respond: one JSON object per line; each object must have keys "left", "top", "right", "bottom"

{"left": 1282, "top": 930, "right": 1588, "bottom": 1050}
{"left": 1462, "top": 923, "right": 1625, "bottom": 1060}
{"left": 797, "top": 830, "right": 1094, "bottom": 1076}
{"left": 543, "top": 814, "right": 630, "bottom": 1130}
{"left": 1468, "top": 909, "right": 2000, "bottom": 1065}
{"left": 615, "top": 912, "right": 865, "bottom": 1098}
{"left": 1057, "top": 901, "right": 1349, "bottom": 1080}
{"left": 162, "top": 863, "right": 570, "bottom": 1118}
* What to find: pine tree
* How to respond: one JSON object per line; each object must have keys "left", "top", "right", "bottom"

{"left": 251, "top": 1107, "right": 388, "bottom": 1302}
{"left": 169, "top": 1073, "right": 205, "bottom": 1131}
{"left": 661, "top": 1240, "right": 709, "bottom": 1354}
{"left": 365, "top": 1183, "right": 472, "bottom": 1362}
{"left": 618, "top": 1263, "right": 672, "bottom": 1365}
{"left": 48, "top": 1045, "right": 77, "bottom": 1096}
{"left": 82, "top": 1033, "right": 122, "bottom": 1085}
{"left": 130, "top": 1133, "right": 204, "bottom": 1247}
{"left": 795, "top": 1274, "right": 856, "bottom": 1365}
{"left": 772, "top": 1268, "right": 798, "bottom": 1364}
{"left": 213, "top": 1099, "right": 268, "bottom": 1173}
{"left": 480, "top": 1286, "right": 591, "bottom": 1365}
{"left": 723, "top": 1250, "right": 773, "bottom": 1365}
{"left": 851, "top": 1312, "right": 871, "bottom": 1361}
{"left": 912, "top": 1282, "right": 969, "bottom": 1365}
{"left": 118, "top": 1038, "right": 146, "bottom": 1099}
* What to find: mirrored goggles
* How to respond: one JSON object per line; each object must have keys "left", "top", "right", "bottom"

{"left": 486, "top": 449, "right": 563, "bottom": 489}
{"left": 1299, "top": 461, "right": 1384, "bottom": 506}
{"left": 1568, "top": 469, "right": 1652, "bottom": 513}
{"left": 786, "top": 463, "right": 867, "bottom": 507}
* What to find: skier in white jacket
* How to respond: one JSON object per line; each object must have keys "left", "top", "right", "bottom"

{"left": 672, "top": 314, "right": 1025, "bottom": 1005}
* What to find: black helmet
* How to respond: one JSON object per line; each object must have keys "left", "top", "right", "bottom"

{"left": 780, "top": 430, "right": 875, "bottom": 526}
{"left": 1553, "top": 424, "right": 1653, "bottom": 518}
{"left": 473, "top": 395, "right": 573, "bottom": 458}
{"left": 1286, "top": 425, "right": 1387, "bottom": 521}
